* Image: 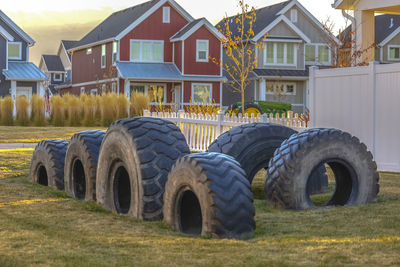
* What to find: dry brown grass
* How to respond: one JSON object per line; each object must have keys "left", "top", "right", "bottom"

{"left": 130, "top": 92, "right": 150, "bottom": 117}
{"left": 0, "top": 96, "right": 14, "bottom": 126}
{"left": 30, "top": 95, "right": 46, "bottom": 126}
{"left": 67, "top": 95, "right": 83, "bottom": 126}
{"left": 100, "top": 93, "right": 118, "bottom": 126}
{"left": 186, "top": 102, "right": 221, "bottom": 115}
{"left": 81, "top": 94, "right": 98, "bottom": 126}
{"left": 50, "top": 95, "right": 65, "bottom": 126}
{"left": 117, "top": 94, "right": 130, "bottom": 119}
{"left": 16, "top": 95, "right": 30, "bottom": 126}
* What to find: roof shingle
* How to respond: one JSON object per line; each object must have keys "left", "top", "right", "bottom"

{"left": 42, "top": 55, "right": 65, "bottom": 72}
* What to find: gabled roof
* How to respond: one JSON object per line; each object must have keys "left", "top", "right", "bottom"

{"left": 0, "top": 25, "right": 13, "bottom": 41}
{"left": 170, "top": 18, "right": 224, "bottom": 42}
{"left": 70, "top": 0, "right": 194, "bottom": 51}
{"left": 0, "top": 10, "right": 35, "bottom": 45}
{"left": 61, "top": 40, "right": 78, "bottom": 51}
{"left": 3, "top": 62, "right": 48, "bottom": 81}
{"left": 42, "top": 55, "right": 65, "bottom": 72}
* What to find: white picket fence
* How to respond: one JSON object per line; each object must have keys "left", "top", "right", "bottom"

{"left": 143, "top": 110, "right": 307, "bottom": 152}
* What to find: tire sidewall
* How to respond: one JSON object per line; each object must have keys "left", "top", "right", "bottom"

{"left": 30, "top": 147, "right": 57, "bottom": 188}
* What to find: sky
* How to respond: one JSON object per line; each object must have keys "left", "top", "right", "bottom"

{"left": 1, "top": 0, "right": 349, "bottom": 65}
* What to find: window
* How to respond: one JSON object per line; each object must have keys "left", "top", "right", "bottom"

{"left": 265, "top": 82, "right": 296, "bottom": 96}
{"left": 305, "top": 44, "right": 330, "bottom": 64}
{"left": 192, "top": 83, "right": 212, "bottom": 103}
{"left": 264, "top": 42, "right": 296, "bottom": 65}
{"left": 113, "top": 42, "right": 118, "bottom": 63}
{"left": 101, "top": 45, "right": 106, "bottom": 68}
{"left": 290, "top": 9, "right": 298, "bottom": 23}
{"left": 163, "top": 6, "right": 170, "bottom": 23}
{"left": 8, "top": 42, "right": 22, "bottom": 60}
{"left": 130, "top": 40, "right": 164, "bottom": 62}
{"left": 81, "top": 87, "right": 85, "bottom": 94}
{"left": 90, "top": 88, "right": 98, "bottom": 95}
{"left": 389, "top": 46, "right": 400, "bottom": 60}
{"left": 54, "top": 73, "right": 62, "bottom": 81}
{"left": 196, "top": 40, "right": 209, "bottom": 62}
{"left": 87, "top": 48, "right": 92, "bottom": 55}
{"left": 130, "top": 84, "right": 166, "bottom": 103}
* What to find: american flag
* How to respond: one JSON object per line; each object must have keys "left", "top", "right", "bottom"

{"left": 45, "top": 88, "right": 51, "bottom": 114}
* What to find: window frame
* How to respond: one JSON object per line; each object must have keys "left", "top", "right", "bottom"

{"left": 130, "top": 83, "right": 167, "bottom": 104}
{"left": 87, "top": 48, "right": 92, "bottom": 55}
{"left": 80, "top": 87, "right": 86, "bottom": 94}
{"left": 90, "top": 88, "right": 98, "bottom": 95}
{"left": 53, "top": 73, "right": 62, "bottom": 81}
{"left": 163, "top": 6, "right": 170, "bottom": 23}
{"left": 263, "top": 42, "right": 297, "bottom": 66}
{"left": 388, "top": 45, "right": 400, "bottom": 61}
{"left": 265, "top": 82, "right": 297, "bottom": 96}
{"left": 130, "top": 39, "right": 164, "bottom": 63}
{"left": 8, "top": 41, "right": 22, "bottom": 60}
{"left": 113, "top": 41, "right": 118, "bottom": 63}
{"left": 101, "top": 44, "right": 106, "bottom": 69}
{"left": 196, "top": 40, "right": 209, "bottom": 62}
{"left": 305, "top": 43, "right": 331, "bottom": 64}
{"left": 290, "top": 9, "right": 298, "bottom": 23}
{"left": 191, "top": 83, "right": 213, "bottom": 104}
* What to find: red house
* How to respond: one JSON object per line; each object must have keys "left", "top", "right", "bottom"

{"left": 61, "top": 0, "right": 226, "bottom": 109}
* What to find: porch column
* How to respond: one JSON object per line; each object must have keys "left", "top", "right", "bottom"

{"left": 38, "top": 82, "right": 45, "bottom": 98}
{"left": 11, "top": 81, "right": 17, "bottom": 117}
{"left": 354, "top": 9, "right": 375, "bottom": 64}
{"left": 124, "top": 79, "right": 130, "bottom": 100}
{"left": 259, "top": 79, "right": 266, "bottom": 101}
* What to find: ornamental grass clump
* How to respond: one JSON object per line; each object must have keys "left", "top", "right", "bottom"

{"left": 30, "top": 94, "right": 46, "bottom": 126}
{"left": 1, "top": 96, "right": 14, "bottom": 126}
{"left": 50, "top": 95, "right": 65, "bottom": 126}
{"left": 16, "top": 95, "right": 30, "bottom": 126}
{"left": 82, "top": 94, "right": 97, "bottom": 126}
{"left": 117, "top": 94, "right": 130, "bottom": 119}
{"left": 130, "top": 91, "right": 150, "bottom": 117}
{"left": 67, "top": 95, "right": 83, "bottom": 126}
{"left": 100, "top": 93, "right": 118, "bottom": 126}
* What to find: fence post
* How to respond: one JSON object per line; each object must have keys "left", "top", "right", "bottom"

{"left": 309, "top": 66, "right": 319, "bottom": 128}
{"left": 143, "top": 110, "right": 149, "bottom": 117}
{"left": 369, "top": 61, "right": 378, "bottom": 157}
{"left": 261, "top": 113, "right": 268, "bottom": 123}
{"left": 177, "top": 109, "right": 184, "bottom": 128}
{"left": 216, "top": 109, "right": 224, "bottom": 137}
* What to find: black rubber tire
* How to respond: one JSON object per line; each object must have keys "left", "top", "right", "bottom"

{"left": 163, "top": 152, "right": 255, "bottom": 239}
{"left": 30, "top": 140, "right": 69, "bottom": 190}
{"left": 64, "top": 130, "right": 105, "bottom": 201}
{"left": 96, "top": 117, "right": 190, "bottom": 221}
{"left": 208, "top": 123, "right": 297, "bottom": 184}
{"left": 265, "top": 128, "right": 380, "bottom": 210}
{"left": 244, "top": 103, "right": 263, "bottom": 115}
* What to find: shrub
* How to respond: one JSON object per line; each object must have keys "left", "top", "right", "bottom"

{"left": 67, "top": 95, "right": 82, "bottom": 126}
{"left": 117, "top": 94, "right": 130, "bottom": 119}
{"left": 100, "top": 93, "right": 118, "bottom": 126}
{"left": 82, "top": 94, "right": 97, "bottom": 126}
{"left": 130, "top": 92, "right": 150, "bottom": 117}
{"left": 31, "top": 94, "right": 46, "bottom": 126}
{"left": 16, "top": 95, "right": 29, "bottom": 126}
{"left": 50, "top": 95, "right": 65, "bottom": 126}
{"left": 253, "top": 101, "right": 292, "bottom": 115}
{"left": 1, "top": 96, "right": 14, "bottom": 126}
{"left": 186, "top": 102, "right": 220, "bottom": 115}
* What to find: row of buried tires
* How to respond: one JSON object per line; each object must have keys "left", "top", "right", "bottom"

{"left": 29, "top": 117, "right": 380, "bottom": 240}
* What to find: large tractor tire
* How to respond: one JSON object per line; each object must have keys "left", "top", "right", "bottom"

{"left": 30, "top": 140, "right": 69, "bottom": 190}
{"left": 265, "top": 128, "right": 380, "bottom": 210}
{"left": 243, "top": 103, "right": 263, "bottom": 116}
{"left": 96, "top": 117, "right": 190, "bottom": 221}
{"left": 64, "top": 130, "right": 105, "bottom": 201}
{"left": 163, "top": 153, "right": 255, "bottom": 239}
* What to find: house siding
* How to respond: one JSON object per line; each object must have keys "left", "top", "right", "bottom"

{"left": 222, "top": 80, "right": 256, "bottom": 106}
{"left": 58, "top": 44, "right": 72, "bottom": 70}
{"left": 382, "top": 33, "right": 400, "bottom": 62}
{"left": 174, "top": 41, "right": 182, "bottom": 71}
{"left": 119, "top": 2, "right": 189, "bottom": 62}
{"left": 0, "top": 19, "right": 28, "bottom": 62}
{"left": 183, "top": 26, "right": 221, "bottom": 75}
{"left": 0, "top": 36, "right": 8, "bottom": 95}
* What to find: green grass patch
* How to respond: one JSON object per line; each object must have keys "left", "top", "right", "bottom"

{"left": 0, "top": 152, "right": 399, "bottom": 266}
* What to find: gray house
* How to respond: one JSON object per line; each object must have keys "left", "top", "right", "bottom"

{"left": 217, "top": 0, "right": 338, "bottom": 113}
{"left": 39, "top": 40, "right": 76, "bottom": 94}
{"left": 0, "top": 10, "right": 47, "bottom": 102}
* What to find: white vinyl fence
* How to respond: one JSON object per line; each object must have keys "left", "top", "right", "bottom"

{"left": 309, "top": 62, "right": 400, "bottom": 172}
{"left": 144, "top": 110, "right": 307, "bottom": 152}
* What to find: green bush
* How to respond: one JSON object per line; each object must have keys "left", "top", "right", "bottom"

{"left": 248, "top": 101, "right": 292, "bottom": 115}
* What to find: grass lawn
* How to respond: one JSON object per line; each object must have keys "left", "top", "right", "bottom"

{"left": 0, "top": 150, "right": 399, "bottom": 266}
{"left": 0, "top": 127, "right": 107, "bottom": 143}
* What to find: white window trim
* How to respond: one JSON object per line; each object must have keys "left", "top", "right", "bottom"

{"left": 87, "top": 48, "right": 92, "bottom": 55}
{"left": 290, "top": 9, "right": 298, "bottom": 23}
{"left": 101, "top": 44, "right": 106, "bottom": 69}
{"left": 388, "top": 45, "right": 400, "bottom": 61}
{"left": 112, "top": 41, "right": 118, "bottom": 64}
{"left": 196, "top": 40, "right": 209, "bottom": 62}
{"left": 130, "top": 83, "right": 167, "bottom": 104}
{"left": 80, "top": 87, "right": 85, "bottom": 94}
{"left": 191, "top": 83, "right": 212, "bottom": 104}
{"left": 265, "top": 82, "right": 297, "bottom": 96}
{"left": 305, "top": 43, "right": 331, "bottom": 65}
{"left": 53, "top": 73, "right": 62, "bottom": 81}
{"left": 163, "top": 6, "right": 170, "bottom": 23}
{"left": 8, "top": 41, "right": 22, "bottom": 60}
{"left": 130, "top": 39, "right": 164, "bottom": 63}
{"left": 90, "top": 88, "right": 98, "bottom": 95}
{"left": 263, "top": 42, "right": 297, "bottom": 66}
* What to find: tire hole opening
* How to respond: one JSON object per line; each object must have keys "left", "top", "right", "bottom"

{"left": 307, "top": 160, "right": 357, "bottom": 207}
{"left": 252, "top": 168, "right": 267, "bottom": 200}
{"left": 37, "top": 165, "right": 48, "bottom": 186}
{"left": 72, "top": 159, "right": 86, "bottom": 200}
{"left": 113, "top": 166, "right": 131, "bottom": 214}
{"left": 178, "top": 190, "right": 202, "bottom": 236}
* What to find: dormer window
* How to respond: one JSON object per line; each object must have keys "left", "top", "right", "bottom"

{"left": 290, "top": 9, "right": 298, "bottom": 23}
{"left": 163, "top": 7, "right": 170, "bottom": 23}
{"left": 8, "top": 42, "right": 22, "bottom": 60}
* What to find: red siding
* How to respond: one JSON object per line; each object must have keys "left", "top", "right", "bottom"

{"left": 184, "top": 26, "right": 221, "bottom": 76}
{"left": 119, "top": 79, "right": 125, "bottom": 94}
{"left": 119, "top": 3, "right": 189, "bottom": 62}
{"left": 183, "top": 81, "right": 220, "bottom": 103}
{"left": 71, "top": 42, "right": 117, "bottom": 85}
{"left": 174, "top": 41, "right": 182, "bottom": 71}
